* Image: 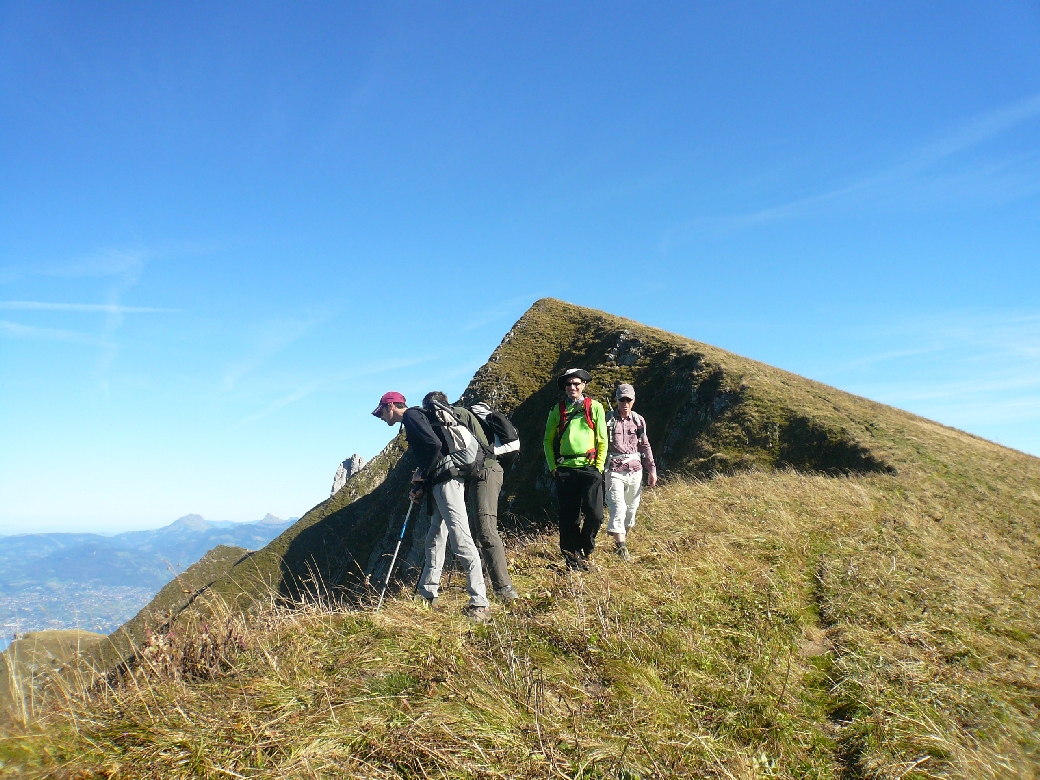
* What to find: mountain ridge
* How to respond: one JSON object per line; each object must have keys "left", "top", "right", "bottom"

{"left": 109, "top": 298, "right": 1021, "bottom": 644}
{"left": 4, "top": 298, "right": 1039, "bottom": 777}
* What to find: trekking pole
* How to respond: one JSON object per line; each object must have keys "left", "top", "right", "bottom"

{"left": 376, "top": 498, "right": 416, "bottom": 612}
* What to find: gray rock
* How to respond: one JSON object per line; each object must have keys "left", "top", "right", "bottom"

{"left": 331, "top": 454, "right": 367, "bottom": 495}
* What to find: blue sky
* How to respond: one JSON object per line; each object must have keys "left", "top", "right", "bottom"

{"left": 2, "top": 2, "right": 1038, "bottom": 534}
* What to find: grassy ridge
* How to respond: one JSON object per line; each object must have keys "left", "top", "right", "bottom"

{"left": 3, "top": 461, "right": 1037, "bottom": 778}
{"left": 3, "top": 298, "right": 1037, "bottom": 777}
{"left": 0, "top": 630, "right": 106, "bottom": 726}
{"left": 151, "top": 297, "right": 910, "bottom": 630}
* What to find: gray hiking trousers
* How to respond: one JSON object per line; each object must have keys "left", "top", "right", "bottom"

{"left": 468, "top": 458, "right": 515, "bottom": 595}
{"left": 418, "top": 478, "right": 489, "bottom": 607}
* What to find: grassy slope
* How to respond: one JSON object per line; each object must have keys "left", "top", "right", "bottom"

{"left": 4, "top": 467, "right": 1036, "bottom": 779}
{"left": 97, "top": 545, "right": 253, "bottom": 666}
{"left": 139, "top": 297, "right": 907, "bottom": 629}
{"left": 0, "top": 546, "right": 254, "bottom": 724}
{"left": 3, "top": 299, "right": 1038, "bottom": 778}
{"left": 0, "top": 631, "right": 106, "bottom": 726}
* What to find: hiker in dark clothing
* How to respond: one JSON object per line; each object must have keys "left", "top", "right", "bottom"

{"left": 423, "top": 392, "right": 519, "bottom": 603}
{"left": 542, "top": 369, "right": 608, "bottom": 570}
{"left": 372, "top": 391, "right": 489, "bottom": 621}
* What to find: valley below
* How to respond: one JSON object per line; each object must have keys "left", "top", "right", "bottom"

{"left": 0, "top": 514, "right": 295, "bottom": 641}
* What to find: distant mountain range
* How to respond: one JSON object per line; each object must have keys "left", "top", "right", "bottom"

{"left": 0, "top": 514, "right": 297, "bottom": 638}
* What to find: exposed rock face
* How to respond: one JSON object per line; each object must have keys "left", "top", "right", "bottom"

{"left": 331, "top": 454, "right": 367, "bottom": 495}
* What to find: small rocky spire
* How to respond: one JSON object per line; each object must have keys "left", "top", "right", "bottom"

{"left": 331, "top": 453, "right": 367, "bottom": 495}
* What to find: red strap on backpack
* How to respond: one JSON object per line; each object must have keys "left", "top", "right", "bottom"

{"left": 558, "top": 398, "right": 595, "bottom": 435}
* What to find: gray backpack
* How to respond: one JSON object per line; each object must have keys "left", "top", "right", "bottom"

{"left": 423, "top": 399, "right": 484, "bottom": 483}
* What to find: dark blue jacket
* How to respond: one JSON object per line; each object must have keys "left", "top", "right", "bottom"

{"left": 401, "top": 407, "right": 444, "bottom": 481}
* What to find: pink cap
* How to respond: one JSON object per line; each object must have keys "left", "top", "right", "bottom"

{"left": 371, "top": 391, "right": 407, "bottom": 417}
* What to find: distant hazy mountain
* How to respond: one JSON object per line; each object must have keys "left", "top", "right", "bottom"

{"left": 0, "top": 514, "right": 297, "bottom": 637}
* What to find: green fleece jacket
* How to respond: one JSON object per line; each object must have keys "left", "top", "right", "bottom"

{"left": 543, "top": 397, "right": 608, "bottom": 472}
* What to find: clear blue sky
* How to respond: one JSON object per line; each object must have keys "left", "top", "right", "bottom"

{"left": 2, "top": 2, "right": 1038, "bottom": 534}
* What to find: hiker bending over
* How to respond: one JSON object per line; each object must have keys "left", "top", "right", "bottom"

{"left": 372, "top": 391, "right": 490, "bottom": 622}
{"left": 421, "top": 392, "right": 519, "bottom": 604}
{"left": 605, "top": 383, "right": 657, "bottom": 562}
{"left": 543, "top": 368, "right": 607, "bottom": 570}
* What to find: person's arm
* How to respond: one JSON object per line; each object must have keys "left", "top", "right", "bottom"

{"left": 402, "top": 409, "right": 443, "bottom": 479}
{"left": 543, "top": 405, "right": 561, "bottom": 472}
{"left": 593, "top": 401, "right": 608, "bottom": 472}
{"left": 638, "top": 418, "right": 658, "bottom": 487}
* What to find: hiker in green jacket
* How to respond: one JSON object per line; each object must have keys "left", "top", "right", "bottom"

{"left": 543, "top": 368, "right": 608, "bottom": 570}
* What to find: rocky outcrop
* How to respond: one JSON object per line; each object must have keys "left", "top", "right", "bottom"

{"left": 331, "top": 454, "right": 366, "bottom": 495}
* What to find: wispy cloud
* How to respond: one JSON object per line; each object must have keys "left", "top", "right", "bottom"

{"left": 235, "top": 355, "right": 438, "bottom": 426}
{"left": 0, "top": 248, "right": 149, "bottom": 285}
{"left": 221, "top": 318, "right": 323, "bottom": 392}
{"left": 748, "top": 92, "right": 1040, "bottom": 224}
{"left": 0, "top": 248, "right": 158, "bottom": 386}
{"left": 815, "top": 310, "right": 1040, "bottom": 448}
{"left": 663, "top": 91, "right": 1040, "bottom": 245}
{"left": 918, "top": 92, "right": 1040, "bottom": 160}
{"left": 88, "top": 252, "right": 148, "bottom": 379}
{"left": 237, "top": 383, "right": 322, "bottom": 427}
{"left": 0, "top": 320, "right": 105, "bottom": 346}
{"left": 50, "top": 249, "right": 146, "bottom": 280}
{"left": 0, "top": 301, "right": 178, "bottom": 313}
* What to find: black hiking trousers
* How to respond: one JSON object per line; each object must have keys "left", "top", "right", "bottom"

{"left": 554, "top": 465, "right": 604, "bottom": 558}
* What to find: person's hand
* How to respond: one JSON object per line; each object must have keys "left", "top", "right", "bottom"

{"left": 647, "top": 472, "right": 658, "bottom": 488}
{"left": 409, "top": 486, "right": 424, "bottom": 503}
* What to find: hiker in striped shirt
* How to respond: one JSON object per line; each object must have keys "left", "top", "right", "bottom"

{"left": 604, "top": 383, "right": 657, "bottom": 562}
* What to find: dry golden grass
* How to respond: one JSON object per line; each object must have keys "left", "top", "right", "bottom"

{"left": 1, "top": 631, "right": 107, "bottom": 728}
{"left": 3, "top": 453, "right": 1037, "bottom": 779}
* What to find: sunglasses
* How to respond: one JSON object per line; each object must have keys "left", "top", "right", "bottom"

{"left": 564, "top": 380, "right": 585, "bottom": 387}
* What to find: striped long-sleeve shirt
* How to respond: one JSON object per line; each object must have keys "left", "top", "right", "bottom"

{"left": 606, "top": 411, "right": 656, "bottom": 477}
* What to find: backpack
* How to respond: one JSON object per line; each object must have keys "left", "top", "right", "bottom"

{"left": 552, "top": 397, "right": 598, "bottom": 465}
{"left": 423, "top": 399, "right": 485, "bottom": 483}
{"left": 469, "top": 402, "right": 521, "bottom": 467}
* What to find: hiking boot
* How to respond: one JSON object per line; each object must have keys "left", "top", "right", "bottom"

{"left": 497, "top": 586, "right": 520, "bottom": 604}
{"left": 615, "top": 543, "right": 631, "bottom": 563}
{"left": 565, "top": 553, "right": 589, "bottom": 572}
{"left": 463, "top": 605, "right": 492, "bottom": 623}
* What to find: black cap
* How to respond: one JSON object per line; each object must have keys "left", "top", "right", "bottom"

{"left": 557, "top": 368, "right": 592, "bottom": 389}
